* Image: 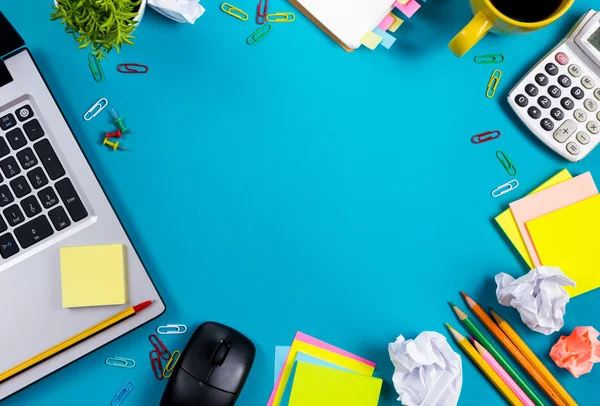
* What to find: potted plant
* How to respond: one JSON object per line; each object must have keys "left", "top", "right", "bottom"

{"left": 51, "top": 0, "right": 147, "bottom": 60}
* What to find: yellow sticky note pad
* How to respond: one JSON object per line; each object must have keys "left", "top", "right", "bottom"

{"left": 527, "top": 194, "right": 600, "bottom": 297}
{"left": 60, "top": 244, "right": 127, "bottom": 308}
{"left": 495, "top": 169, "right": 571, "bottom": 268}
{"left": 389, "top": 14, "right": 404, "bottom": 32}
{"left": 289, "top": 362, "right": 382, "bottom": 406}
{"left": 360, "top": 31, "right": 383, "bottom": 50}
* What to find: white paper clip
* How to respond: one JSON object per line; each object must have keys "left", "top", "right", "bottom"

{"left": 105, "top": 356, "right": 136, "bottom": 368}
{"left": 83, "top": 98, "right": 108, "bottom": 121}
{"left": 491, "top": 179, "right": 519, "bottom": 198}
{"left": 157, "top": 324, "right": 188, "bottom": 335}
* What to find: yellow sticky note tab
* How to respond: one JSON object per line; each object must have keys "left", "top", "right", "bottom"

{"left": 289, "top": 362, "right": 382, "bottom": 406}
{"left": 60, "top": 244, "right": 127, "bottom": 308}
{"left": 395, "top": 0, "right": 410, "bottom": 4}
{"left": 495, "top": 169, "right": 571, "bottom": 268}
{"left": 389, "top": 14, "right": 404, "bottom": 32}
{"left": 360, "top": 31, "right": 383, "bottom": 50}
{"left": 527, "top": 194, "right": 600, "bottom": 297}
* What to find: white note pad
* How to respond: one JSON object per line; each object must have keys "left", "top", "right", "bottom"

{"left": 296, "top": 0, "right": 395, "bottom": 49}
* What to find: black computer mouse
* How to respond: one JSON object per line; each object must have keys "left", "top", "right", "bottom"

{"left": 160, "top": 322, "right": 256, "bottom": 406}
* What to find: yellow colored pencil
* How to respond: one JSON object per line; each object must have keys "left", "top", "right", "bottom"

{"left": 446, "top": 323, "right": 524, "bottom": 406}
{"left": 491, "top": 309, "right": 578, "bottom": 406}
{"left": 0, "top": 300, "right": 154, "bottom": 383}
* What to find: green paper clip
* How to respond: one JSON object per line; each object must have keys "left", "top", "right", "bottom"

{"left": 496, "top": 150, "right": 517, "bottom": 176}
{"left": 88, "top": 54, "right": 104, "bottom": 83}
{"left": 474, "top": 54, "right": 505, "bottom": 64}
{"left": 247, "top": 24, "right": 272, "bottom": 46}
{"left": 486, "top": 69, "right": 502, "bottom": 99}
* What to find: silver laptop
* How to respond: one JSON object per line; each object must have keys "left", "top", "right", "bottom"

{"left": 0, "top": 12, "right": 165, "bottom": 401}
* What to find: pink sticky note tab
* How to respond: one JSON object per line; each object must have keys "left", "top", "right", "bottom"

{"left": 296, "top": 332, "right": 376, "bottom": 366}
{"left": 395, "top": 0, "right": 421, "bottom": 18}
{"left": 378, "top": 14, "right": 394, "bottom": 31}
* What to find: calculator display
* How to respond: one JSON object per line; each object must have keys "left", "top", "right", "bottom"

{"left": 588, "top": 26, "right": 600, "bottom": 52}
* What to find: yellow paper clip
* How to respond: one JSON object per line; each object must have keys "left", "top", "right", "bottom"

{"left": 491, "top": 179, "right": 519, "bottom": 198}
{"left": 496, "top": 150, "right": 517, "bottom": 176}
{"left": 486, "top": 70, "right": 502, "bottom": 99}
{"left": 220, "top": 3, "right": 248, "bottom": 21}
{"left": 266, "top": 12, "right": 295, "bottom": 23}
{"left": 163, "top": 350, "right": 181, "bottom": 379}
{"left": 474, "top": 54, "right": 505, "bottom": 64}
{"left": 247, "top": 25, "right": 272, "bottom": 46}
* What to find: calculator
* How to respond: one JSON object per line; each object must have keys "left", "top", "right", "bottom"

{"left": 508, "top": 10, "right": 600, "bottom": 162}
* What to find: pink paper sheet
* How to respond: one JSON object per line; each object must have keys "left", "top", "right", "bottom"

{"left": 509, "top": 172, "right": 598, "bottom": 267}
{"left": 550, "top": 326, "right": 600, "bottom": 377}
{"left": 394, "top": 0, "right": 421, "bottom": 18}
{"left": 378, "top": 14, "right": 394, "bottom": 31}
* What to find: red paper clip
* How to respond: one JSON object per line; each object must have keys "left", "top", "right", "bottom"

{"left": 256, "top": 0, "right": 268, "bottom": 24}
{"left": 117, "top": 64, "right": 149, "bottom": 74}
{"left": 149, "top": 334, "right": 171, "bottom": 360}
{"left": 472, "top": 130, "right": 501, "bottom": 144}
{"left": 150, "top": 350, "right": 164, "bottom": 380}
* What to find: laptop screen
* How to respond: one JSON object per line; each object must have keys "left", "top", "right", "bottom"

{"left": 0, "top": 11, "right": 24, "bottom": 87}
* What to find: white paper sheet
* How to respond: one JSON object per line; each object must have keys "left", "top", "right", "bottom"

{"left": 496, "top": 266, "right": 575, "bottom": 335}
{"left": 148, "top": 0, "right": 205, "bottom": 24}
{"left": 388, "top": 332, "right": 462, "bottom": 406}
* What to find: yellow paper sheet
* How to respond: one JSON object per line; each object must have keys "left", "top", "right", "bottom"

{"left": 360, "top": 31, "right": 383, "bottom": 50}
{"left": 495, "top": 169, "right": 571, "bottom": 268}
{"left": 60, "top": 244, "right": 127, "bottom": 308}
{"left": 395, "top": 0, "right": 410, "bottom": 4}
{"left": 289, "top": 362, "right": 382, "bottom": 406}
{"left": 389, "top": 14, "right": 404, "bottom": 32}
{"left": 527, "top": 194, "right": 600, "bottom": 297}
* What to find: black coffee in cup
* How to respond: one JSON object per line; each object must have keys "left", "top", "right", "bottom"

{"left": 490, "top": 0, "right": 564, "bottom": 23}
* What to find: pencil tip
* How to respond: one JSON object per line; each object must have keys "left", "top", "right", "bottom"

{"left": 460, "top": 291, "right": 467, "bottom": 299}
{"left": 448, "top": 301, "right": 456, "bottom": 308}
{"left": 445, "top": 323, "right": 453, "bottom": 331}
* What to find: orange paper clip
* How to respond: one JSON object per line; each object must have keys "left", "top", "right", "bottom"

{"left": 117, "top": 64, "right": 148, "bottom": 74}
{"left": 472, "top": 130, "right": 500, "bottom": 144}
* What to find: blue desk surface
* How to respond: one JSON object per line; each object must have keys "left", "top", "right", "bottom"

{"left": 3, "top": 1, "right": 600, "bottom": 405}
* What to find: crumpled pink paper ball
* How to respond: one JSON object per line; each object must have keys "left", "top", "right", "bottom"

{"left": 550, "top": 327, "right": 600, "bottom": 378}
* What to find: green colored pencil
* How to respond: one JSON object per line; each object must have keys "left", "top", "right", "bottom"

{"left": 450, "top": 303, "right": 547, "bottom": 406}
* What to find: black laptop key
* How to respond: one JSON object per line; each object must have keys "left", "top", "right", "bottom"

{"left": 55, "top": 179, "right": 87, "bottom": 222}
{"left": 10, "top": 176, "right": 31, "bottom": 199}
{"left": 20, "top": 195, "right": 41, "bottom": 218}
{"left": 0, "top": 185, "right": 14, "bottom": 208}
{"left": 0, "top": 156, "right": 20, "bottom": 179}
{"left": 15, "top": 105, "right": 33, "bottom": 122}
{"left": 38, "top": 186, "right": 59, "bottom": 209}
{"left": 0, "top": 114, "right": 16, "bottom": 131}
{"left": 14, "top": 215, "right": 53, "bottom": 249}
{"left": 3, "top": 204, "right": 24, "bottom": 227}
{"left": 16, "top": 147, "right": 37, "bottom": 170}
{"left": 6, "top": 128, "right": 27, "bottom": 150}
{"left": 27, "top": 167, "right": 48, "bottom": 190}
{"left": 0, "top": 217, "right": 7, "bottom": 234}
{"left": 34, "top": 139, "right": 64, "bottom": 180}
{"left": 0, "top": 137, "right": 9, "bottom": 159}
{"left": 48, "top": 206, "right": 70, "bottom": 231}
{"left": 23, "top": 119, "right": 44, "bottom": 141}
{"left": 0, "top": 233, "right": 19, "bottom": 258}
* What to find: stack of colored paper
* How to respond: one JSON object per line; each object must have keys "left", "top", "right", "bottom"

{"left": 495, "top": 170, "right": 600, "bottom": 297}
{"left": 269, "top": 332, "right": 382, "bottom": 406}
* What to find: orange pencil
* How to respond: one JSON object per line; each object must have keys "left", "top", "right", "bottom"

{"left": 460, "top": 292, "right": 566, "bottom": 406}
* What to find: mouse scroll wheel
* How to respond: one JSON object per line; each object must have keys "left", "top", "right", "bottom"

{"left": 211, "top": 340, "right": 231, "bottom": 366}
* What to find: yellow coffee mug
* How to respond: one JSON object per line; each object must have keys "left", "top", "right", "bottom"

{"left": 449, "top": 0, "right": 574, "bottom": 57}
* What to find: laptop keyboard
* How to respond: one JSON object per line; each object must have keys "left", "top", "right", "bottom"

{"left": 0, "top": 103, "right": 87, "bottom": 258}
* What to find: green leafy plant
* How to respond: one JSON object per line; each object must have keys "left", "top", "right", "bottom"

{"left": 51, "top": 0, "right": 141, "bottom": 60}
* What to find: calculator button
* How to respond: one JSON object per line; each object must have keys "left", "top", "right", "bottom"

{"left": 528, "top": 106, "right": 542, "bottom": 119}
{"left": 595, "top": 88, "right": 600, "bottom": 101}
{"left": 535, "top": 73, "right": 549, "bottom": 86}
{"left": 568, "top": 64, "right": 582, "bottom": 77}
{"left": 538, "top": 96, "right": 551, "bottom": 109}
{"left": 582, "top": 76, "right": 595, "bottom": 89}
{"left": 548, "top": 85, "right": 562, "bottom": 98}
{"left": 541, "top": 118, "right": 554, "bottom": 131}
{"left": 597, "top": 111, "right": 600, "bottom": 121}
{"left": 550, "top": 108, "right": 564, "bottom": 121}
{"left": 554, "top": 120, "right": 576, "bottom": 143}
{"left": 22, "top": 119, "right": 44, "bottom": 142}
{"left": 587, "top": 121, "right": 600, "bottom": 134}
{"left": 555, "top": 52, "right": 569, "bottom": 65}
{"left": 577, "top": 131, "right": 591, "bottom": 145}
{"left": 566, "top": 142, "right": 580, "bottom": 155}
{"left": 15, "top": 105, "right": 33, "bottom": 122}
{"left": 558, "top": 75, "right": 572, "bottom": 88}
{"left": 515, "top": 94, "right": 528, "bottom": 107}
{"left": 6, "top": 128, "right": 27, "bottom": 151}
{"left": 545, "top": 63, "right": 559, "bottom": 76}
{"left": 561, "top": 98, "right": 575, "bottom": 110}
{"left": 584, "top": 98, "right": 598, "bottom": 111}
{"left": 571, "top": 87, "right": 585, "bottom": 100}
{"left": 575, "top": 109, "right": 588, "bottom": 122}
{"left": 525, "top": 84, "right": 539, "bottom": 96}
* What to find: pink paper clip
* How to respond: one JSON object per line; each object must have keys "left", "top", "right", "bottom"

{"left": 472, "top": 130, "right": 501, "bottom": 144}
{"left": 256, "top": 0, "right": 268, "bottom": 24}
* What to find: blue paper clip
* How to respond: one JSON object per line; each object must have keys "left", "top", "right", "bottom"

{"left": 88, "top": 54, "right": 104, "bottom": 83}
{"left": 111, "top": 381, "right": 134, "bottom": 406}
{"left": 105, "top": 357, "right": 136, "bottom": 368}
{"left": 157, "top": 324, "right": 188, "bottom": 335}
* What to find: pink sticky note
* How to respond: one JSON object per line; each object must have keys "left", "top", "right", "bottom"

{"left": 296, "top": 332, "right": 376, "bottom": 366}
{"left": 395, "top": 0, "right": 421, "bottom": 18}
{"left": 378, "top": 14, "right": 394, "bottom": 31}
{"left": 510, "top": 172, "right": 598, "bottom": 267}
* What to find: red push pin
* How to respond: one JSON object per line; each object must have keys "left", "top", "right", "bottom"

{"left": 105, "top": 129, "right": 122, "bottom": 139}
{"left": 103, "top": 138, "right": 129, "bottom": 151}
